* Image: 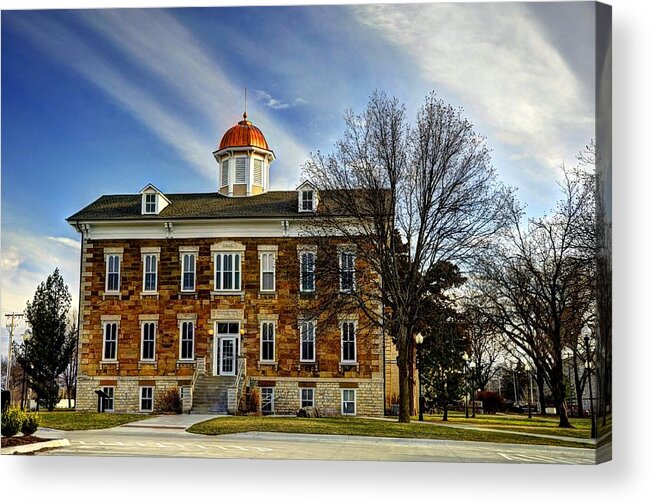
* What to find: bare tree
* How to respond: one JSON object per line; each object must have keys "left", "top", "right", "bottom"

{"left": 59, "top": 311, "right": 78, "bottom": 409}
{"left": 302, "top": 91, "right": 512, "bottom": 422}
{"left": 462, "top": 305, "right": 502, "bottom": 391}
{"left": 471, "top": 167, "right": 595, "bottom": 427}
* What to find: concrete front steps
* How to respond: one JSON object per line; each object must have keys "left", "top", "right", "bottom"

{"left": 191, "top": 374, "right": 236, "bottom": 414}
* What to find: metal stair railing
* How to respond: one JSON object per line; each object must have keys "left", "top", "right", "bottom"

{"left": 188, "top": 356, "right": 205, "bottom": 413}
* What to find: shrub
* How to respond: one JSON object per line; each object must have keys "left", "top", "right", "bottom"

{"left": 155, "top": 387, "right": 182, "bottom": 414}
{"left": 2, "top": 407, "right": 26, "bottom": 437}
{"left": 476, "top": 391, "right": 506, "bottom": 414}
{"left": 21, "top": 413, "right": 40, "bottom": 435}
{"left": 248, "top": 388, "right": 260, "bottom": 414}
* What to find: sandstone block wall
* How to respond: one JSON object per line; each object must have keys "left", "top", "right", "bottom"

{"left": 76, "top": 236, "right": 385, "bottom": 416}
{"left": 249, "top": 378, "right": 384, "bottom": 417}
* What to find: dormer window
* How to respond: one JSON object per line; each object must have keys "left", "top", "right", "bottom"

{"left": 301, "top": 190, "right": 314, "bottom": 212}
{"left": 297, "top": 181, "right": 318, "bottom": 213}
{"left": 144, "top": 194, "right": 157, "bottom": 214}
{"left": 139, "top": 183, "right": 170, "bottom": 215}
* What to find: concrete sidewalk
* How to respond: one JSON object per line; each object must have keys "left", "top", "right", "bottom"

{"left": 115, "top": 414, "right": 222, "bottom": 430}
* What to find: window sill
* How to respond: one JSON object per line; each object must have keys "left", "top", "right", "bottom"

{"left": 257, "top": 361, "right": 278, "bottom": 371}
{"left": 140, "top": 291, "right": 159, "bottom": 299}
{"left": 99, "top": 360, "right": 119, "bottom": 370}
{"left": 258, "top": 291, "right": 278, "bottom": 300}
{"left": 211, "top": 290, "right": 244, "bottom": 301}
{"left": 102, "top": 291, "right": 122, "bottom": 300}
{"left": 339, "top": 362, "right": 360, "bottom": 372}
{"left": 298, "top": 361, "right": 319, "bottom": 372}
{"left": 138, "top": 360, "right": 157, "bottom": 370}
{"left": 177, "top": 292, "right": 198, "bottom": 300}
{"left": 176, "top": 359, "right": 196, "bottom": 368}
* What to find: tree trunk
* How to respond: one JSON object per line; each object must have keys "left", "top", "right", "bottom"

{"left": 397, "top": 333, "right": 411, "bottom": 423}
{"left": 442, "top": 404, "right": 448, "bottom": 421}
{"left": 550, "top": 374, "right": 571, "bottom": 427}
{"left": 408, "top": 343, "right": 416, "bottom": 416}
{"left": 536, "top": 371, "right": 546, "bottom": 415}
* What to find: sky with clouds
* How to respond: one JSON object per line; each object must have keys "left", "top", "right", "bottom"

{"left": 0, "top": 2, "right": 596, "bottom": 352}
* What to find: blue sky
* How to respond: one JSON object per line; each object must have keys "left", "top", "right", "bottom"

{"left": 1, "top": 2, "right": 596, "bottom": 348}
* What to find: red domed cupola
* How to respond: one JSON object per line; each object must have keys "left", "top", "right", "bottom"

{"left": 219, "top": 112, "right": 270, "bottom": 151}
{"left": 213, "top": 112, "right": 275, "bottom": 197}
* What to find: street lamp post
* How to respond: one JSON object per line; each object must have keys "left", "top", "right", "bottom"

{"left": 415, "top": 333, "right": 424, "bottom": 422}
{"left": 582, "top": 326, "right": 597, "bottom": 439}
{"left": 524, "top": 363, "right": 533, "bottom": 419}
{"left": 469, "top": 361, "right": 476, "bottom": 418}
{"left": 462, "top": 352, "right": 470, "bottom": 418}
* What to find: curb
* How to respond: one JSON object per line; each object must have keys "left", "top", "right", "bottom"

{"left": 1, "top": 438, "right": 70, "bottom": 455}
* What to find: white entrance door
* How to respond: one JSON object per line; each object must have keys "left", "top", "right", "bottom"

{"left": 220, "top": 337, "right": 236, "bottom": 376}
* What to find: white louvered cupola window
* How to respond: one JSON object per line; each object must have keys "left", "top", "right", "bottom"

{"left": 235, "top": 158, "right": 246, "bottom": 184}
{"left": 221, "top": 160, "right": 229, "bottom": 187}
{"left": 254, "top": 159, "right": 263, "bottom": 186}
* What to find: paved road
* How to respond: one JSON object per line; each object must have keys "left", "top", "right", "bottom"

{"left": 34, "top": 417, "right": 599, "bottom": 464}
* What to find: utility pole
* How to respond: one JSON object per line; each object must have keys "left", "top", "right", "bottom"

{"left": 4, "top": 312, "right": 24, "bottom": 392}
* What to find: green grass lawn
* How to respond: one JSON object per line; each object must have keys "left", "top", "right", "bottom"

{"left": 187, "top": 415, "right": 592, "bottom": 449}
{"left": 424, "top": 412, "right": 593, "bottom": 439}
{"left": 38, "top": 411, "right": 151, "bottom": 431}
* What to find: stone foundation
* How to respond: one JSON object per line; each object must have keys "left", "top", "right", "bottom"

{"left": 249, "top": 377, "right": 384, "bottom": 417}
{"left": 76, "top": 375, "right": 189, "bottom": 413}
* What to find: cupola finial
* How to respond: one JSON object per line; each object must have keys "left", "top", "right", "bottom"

{"left": 243, "top": 86, "right": 248, "bottom": 120}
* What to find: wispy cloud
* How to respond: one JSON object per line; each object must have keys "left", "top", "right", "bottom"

{"left": 77, "top": 9, "right": 311, "bottom": 189}
{"left": 11, "top": 15, "right": 215, "bottom": 180}
{"left": 48, "top": 236, "right": 81, "bottom": 249}
{"left": 255, "top": 89, "right": 306, "bottom": 110}
{"left": 354, "top": 3, "right": 594, "bottom": 178}
{"left": 11, "top": 10, "right": 311, "bottom": 189}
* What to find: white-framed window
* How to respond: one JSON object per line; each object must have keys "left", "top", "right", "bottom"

{"left": 235, "top": 158, "right": 246, "bottom": 183}
{"left": 181, "top": 253, "right": 196, "bottom": 292}
{"left": 341, "top": 321, "right": 357, "bottom": 363}
{"left": 221, "top": 159, "right": 229, "bottom": 187}
{"left": 301, "top": 190, "right": 314, "bottom": 211}
{"left": 179, "top": 320, "right": 194, "bottom": 360}
{"left": 300, "top": 251, "right": 315, "bottom": 292}
{"left": 102, "top": 386, "right": 115, "bottom": 412}
{"left": 261, "top": 387, "right": 274, "bottom": 414}
{"left": 300, "top": 319, "right": 316, "bottom": 362}
{"left": 253, "top": 158, "right": 263, "bottom": 185}
{"left": 141, "top": 322, "right": 156, "bottom": 361}
{"left": 144, "top": 193, "right": 157, "bottom": 214}
{"left": 340, "top": 252, "right": 356, "bottom": 292}
{"left": 214, "top": 252, "right": 242, "bottom": 291}
{"left": 260, "top": 321, "right": 275, "bottom": 362}
{"left": 143, "top": 254, "right": 158, "bottom": 292}
{"left": 140, "top": 386, "right": 154, "bottom": 412}
{"left": 301, "top": 388, "right": 315, "bottom": 408}
{"left": 260, "top": 252, "right": 276, "bottom": 292}
{"left": 341, "top": 389, "right": 356, "bottom": 415}
{"left": 106, "top": 255, "right": 121, "bottom": 292}
{"left": 103, "top": 322, "right": 118, "bottom": 361}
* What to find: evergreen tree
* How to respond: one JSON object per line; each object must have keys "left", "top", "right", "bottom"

{"left": 420, "top": 309, "right": 468, "bottom": 421}
{"left": 21, "top": 268, "right": 73, "bottom": 411}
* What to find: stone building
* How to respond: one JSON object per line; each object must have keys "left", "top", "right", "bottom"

{"left": 67, "top": 113, "right": 386, "bottom": 416}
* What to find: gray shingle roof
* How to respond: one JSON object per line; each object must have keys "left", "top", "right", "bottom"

{"left": 67, "top": 191, "right": 320, "bottom": 221}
